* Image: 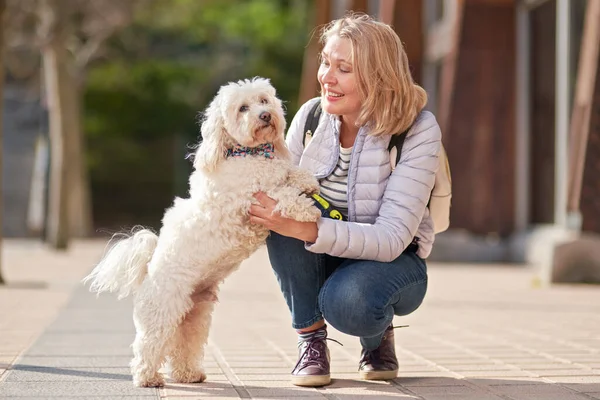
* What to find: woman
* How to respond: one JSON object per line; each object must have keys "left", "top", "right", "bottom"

{"left": 249, "top": 12, "right": 441, "bottom": 387}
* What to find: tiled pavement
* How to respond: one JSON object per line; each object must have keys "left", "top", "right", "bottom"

{"left": 1, "top": 239, "right": 599, "bottom": 399}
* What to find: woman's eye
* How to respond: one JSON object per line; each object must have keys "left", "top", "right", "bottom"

{"left": 261, "top": 98, "right": 268, "bottom": 104}
{"left": 239, "top": 105, "right": 249, "bottom": 112}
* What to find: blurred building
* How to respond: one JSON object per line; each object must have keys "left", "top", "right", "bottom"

{"left": 1, "top": 79, "right": 44, "bottom": 237}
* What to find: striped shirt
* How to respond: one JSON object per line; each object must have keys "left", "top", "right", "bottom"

{"left": 319, "top": 145, "right": 352, "bottom": 217}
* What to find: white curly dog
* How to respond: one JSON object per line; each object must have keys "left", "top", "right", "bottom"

{"left": 83, "top": 77, "right": 320, "bottom": 387}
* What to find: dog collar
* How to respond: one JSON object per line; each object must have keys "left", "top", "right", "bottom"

{"left": 226, "top": 143, "right": 275, "bottom": 159}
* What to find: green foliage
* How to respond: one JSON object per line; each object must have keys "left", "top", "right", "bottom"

{"left": 84, "top": 0, "right": 312, "bottom": 228}
{"left": 85, "top": 61, "right": 200, "bottom": 179}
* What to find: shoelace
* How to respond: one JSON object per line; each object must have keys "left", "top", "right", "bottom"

{"left": 294, "top": 333, "right": 343, "bottom": 371}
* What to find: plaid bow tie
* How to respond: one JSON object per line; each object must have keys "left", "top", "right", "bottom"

{"left": 226, "top": 143, "right": 275, "bottom": 159}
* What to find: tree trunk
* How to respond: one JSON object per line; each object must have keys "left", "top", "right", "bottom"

{"left": 298, "top": 0, "right": 331, "bottom": 105}
{"left": 67, "top": 79, "right": 93, "bottom": 237}
{"left": 0, "top": 0, "right": 6, "bottom": 284}
{"left": 40, "top": 0, "right": 72, "bottom": 249}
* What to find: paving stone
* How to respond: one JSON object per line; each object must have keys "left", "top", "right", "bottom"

{"left": 402, "top": 384, "right": 505, "bottom": 400}
{"left": 4, "top": 366, "right": 131, "bottom": 382}
{"left": 397, "top": 371, "right": 459, "bottom": 378}
{"left": 467, "top": 377, "right": 548, "bottom": 385}
{"left": 548, "top": 376, "right": 600, "bottom": 384}
{"left": 245, "top": 387, "right": 324, "bottom": 397}
{"left": 491, "top": 384, "right": 593, "bottom": 400}
{"left": 560, "top": 382, "right": 600, "bottom": 393}
{"left": 439, "top": 364, "right": 517, "bottom": 372}
{"left": 525, "top": 369, "right": 599, "bottom": 377}
{"left": 0, "top": 397, "right": 157, "bottom": 400}
{"left": 161, "top": 383, "right": 238, "bottom": 398}
{"left": 395, "top": 377, "right": 466, "bottom": 387}
{"left": 235, "top": 374, "right": 291, "bottom": 381}
{"left": 0, "top": 381, "right": 159, "bottom": 397}
{"left": 508, "top": 362, "right": 581, "bottom": 369}
{"left": 3, "top": 241, "right": 600, "bottom": 399}
{"left": 164, "top": 397, "right": 241, "bottom": 400}
{"left": 456, "top": 370, "right": 536, "bottom": 378}
{"left": 0, "top": 356, "right": 16, "bottom": 367}
{"left": 15, "top": 355, "right": 133, "bottom": 368}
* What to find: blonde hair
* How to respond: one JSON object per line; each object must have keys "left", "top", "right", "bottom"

{"left": 320, "top": 12, "right": 427, "bottom": 136}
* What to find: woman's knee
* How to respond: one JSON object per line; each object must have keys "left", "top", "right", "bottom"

{"left": 392, "top": 279, "right": 428, "bottom": 316}
{"left": 318, "top": 259, "right": 428, "bottom": 337}
{"left": 319, "top": 275, "right": 389, "bottom": 338}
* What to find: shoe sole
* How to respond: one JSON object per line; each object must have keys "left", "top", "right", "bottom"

{"left": 359, "top": 369, "right": 398, "bottom": 380}
{"left": 291, "top": 374, "right": 331, "bottom": 387}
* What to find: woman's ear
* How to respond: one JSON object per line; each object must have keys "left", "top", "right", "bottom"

{"left": 194, "top": 98, "right": 227, "bottom": 172}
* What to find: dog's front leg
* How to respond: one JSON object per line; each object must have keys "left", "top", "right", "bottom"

{"left": 286, "top": 168, "right": 320, "bottom": 195}
{"left": 270, "top": 187, "right": 322, "bottom": 223}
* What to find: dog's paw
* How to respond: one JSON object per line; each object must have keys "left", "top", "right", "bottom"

{"left": 277, "top": 195, "right": 322, "bottom": 223}
{"left": 133, "top": 373, "right": 165, "bottom": 387}
{"left": 301, "top": 184, "right": 320, "bottom": 196}
{"left": 287, "top": 169, "right": 319, "bottom": 195}
{"left": 294, "top": 178, "right": 319, "bottom": 195}
{"left": 171, "top": 368, "right": 207, "bottom": 384}
{"left": 303, "top": 204, "right": 323, "bottom": 222}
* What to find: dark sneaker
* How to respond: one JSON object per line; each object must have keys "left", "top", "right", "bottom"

{"left": 291, "top": 326, "right": 331, "bottom": 387}
{"left": 358, "top": 325, "right": 400, "bottom": 380}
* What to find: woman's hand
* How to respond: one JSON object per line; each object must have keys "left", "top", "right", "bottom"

{"left": 249, "top": 192, "right": 318, "bottom": 243}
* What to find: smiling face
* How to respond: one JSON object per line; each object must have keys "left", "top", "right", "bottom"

{"left": 318, "top": 35, "right": 362, "bottom": 126}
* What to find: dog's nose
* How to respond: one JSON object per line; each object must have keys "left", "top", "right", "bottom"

{"left": 259, "top": 112, "right": 271, "bottom": 123}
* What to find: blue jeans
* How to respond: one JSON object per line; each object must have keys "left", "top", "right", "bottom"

{"left": 266, "top": 232, "right": 428, "bottom": 350}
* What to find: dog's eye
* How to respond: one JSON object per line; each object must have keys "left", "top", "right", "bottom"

{"left": 260, "top": 98, "right": 268, "bottom": 104}
{"left": 239, "top": 105, "right": 249, "bottom": 112}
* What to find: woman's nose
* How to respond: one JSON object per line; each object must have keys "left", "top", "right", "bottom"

{"left": 321, "top": 68, "right": 335, "bottom": 85}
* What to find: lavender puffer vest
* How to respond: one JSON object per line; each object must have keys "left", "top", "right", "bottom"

{"left": 286, "top": 98, "right": 442, "bottom": 261}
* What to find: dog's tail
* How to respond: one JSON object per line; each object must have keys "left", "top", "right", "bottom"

{"left": 83, "top": 228, "right": 158, "bottom": 299}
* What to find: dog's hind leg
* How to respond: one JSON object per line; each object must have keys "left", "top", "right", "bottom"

{"left": 168, "top": 289, "right": 217, "bottom": 383}
{"left": 168, "top": 285, "right": 218, "bottom": 383}
{"left": 130, "top": 285, "right": 193, "bottom": 387}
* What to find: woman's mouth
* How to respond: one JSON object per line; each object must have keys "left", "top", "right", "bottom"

{"left": 325, "top": 91, "right": 344, "bottom": 101}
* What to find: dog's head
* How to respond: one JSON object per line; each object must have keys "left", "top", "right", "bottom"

{"left": 193, "top": 77, "right": 290, "bottom": 172}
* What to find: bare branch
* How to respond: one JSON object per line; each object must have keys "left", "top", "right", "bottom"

{"left": 71, "top": 0, "right": 138, "bottom": 67}
{"left": 73, "top": 27, "right": 113, "bottom": 69}
{"left": 5, "top": 0, "right": 40, "bottom": 48}
{"left": 6, "top": 0, "right": 143, "bottom": 72}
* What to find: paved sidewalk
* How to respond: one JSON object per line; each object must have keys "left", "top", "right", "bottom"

{"left": 1, "top": 239, "right": 600, "bottom": 399}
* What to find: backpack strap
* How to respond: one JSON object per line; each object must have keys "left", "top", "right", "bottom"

{"left": 303, "top": 100, "right": 410, "bottom": 168}
{"left": 303, "top": 100, "right": 322, "bottom": 147}
{"left": 387, "top": 129, "right": 409, "bottom": 171}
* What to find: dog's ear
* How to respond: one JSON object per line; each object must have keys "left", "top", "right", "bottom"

{"left": 194, "top": 97, "right": 227, "bottom": 172}
{"left": 272, "top": 96, "right": 290, "bottom": 161}
{"left": 273, "top": 136, "right": 291, "bottom": 161}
